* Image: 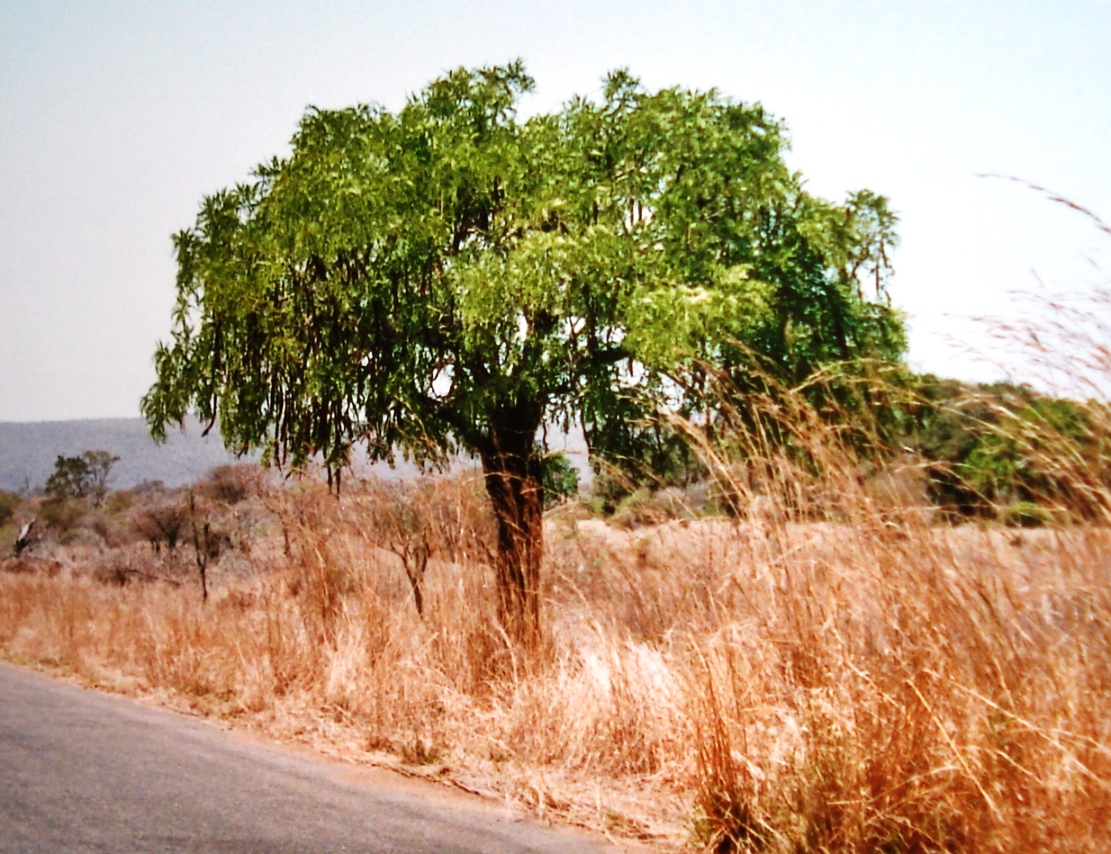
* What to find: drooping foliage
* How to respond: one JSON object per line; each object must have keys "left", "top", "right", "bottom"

{"left": 143, "top": 63, "right": 905, "bottom": 641}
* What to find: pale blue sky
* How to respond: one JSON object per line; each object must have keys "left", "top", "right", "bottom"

{"left": 1, "top": 1, "right": 1109, "bottom": 421}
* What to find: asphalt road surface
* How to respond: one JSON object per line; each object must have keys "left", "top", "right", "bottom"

{"left": 0, "top": 663, "right": 618, "bottom": 853}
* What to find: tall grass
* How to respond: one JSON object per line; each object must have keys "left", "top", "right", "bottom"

{"left": 3, "top": 442, "right": 1109, "bottom": 851}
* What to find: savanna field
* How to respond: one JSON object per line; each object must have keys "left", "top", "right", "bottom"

{"left": 3, "top": 66, "right": 1111, "bottom": 850}
{"left": 2, "top": 390, "right": 1110, "bottom": 854}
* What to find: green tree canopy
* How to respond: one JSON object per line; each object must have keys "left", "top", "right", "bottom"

{"left": 143, "top": 63, "right": 905, "bottom": 643}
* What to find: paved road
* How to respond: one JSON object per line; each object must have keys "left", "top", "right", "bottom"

{"left": 0, "top": 663, "right": 615, "bottom": 853}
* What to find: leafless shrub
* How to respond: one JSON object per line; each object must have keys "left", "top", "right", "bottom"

{"left": 129, "top": 497, "right": 191, "bottom": 553}
{"left": 88, "top": 546, "right": 181, "bottom": 588}
{"left": 203, "top": 464, "right": 266, "bottom": 505}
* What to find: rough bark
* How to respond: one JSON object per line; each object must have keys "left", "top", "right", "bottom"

{"left": 479, "top": 401, "right": 545, "bottom": 648}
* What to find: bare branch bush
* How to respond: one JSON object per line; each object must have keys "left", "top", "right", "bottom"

{"left": 129, "top": 497, "right": 191, "bottom": 554}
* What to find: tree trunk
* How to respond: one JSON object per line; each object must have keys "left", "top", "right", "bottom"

{"left": 480, "top": 401, "right": 544, "bottom": 648}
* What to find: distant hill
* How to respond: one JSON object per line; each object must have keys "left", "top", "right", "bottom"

{"left": 0, "top": 418, "right": 593, "bottom": 495}
{"left": 0, "top": 417, "right": 251, "bottom": 493}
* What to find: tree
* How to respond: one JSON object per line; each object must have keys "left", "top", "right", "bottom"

{"left": 44, "top": 450, "right": 119, "bottom": 507}
{"left": 143, "top": 63, "right": 905, "bottom": 644}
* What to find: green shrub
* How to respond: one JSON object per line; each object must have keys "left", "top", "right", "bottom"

{"left": 0, "top": 491, "right": 21, "bottom": 528}
{"left": 907, "top": 377, "right": 1108, "bottom": 521}
{"left": 541, "top": 452, "right": 580, "bottom": 509}
{"left": 38, "top": 496, "right": 89, "bottom": 536}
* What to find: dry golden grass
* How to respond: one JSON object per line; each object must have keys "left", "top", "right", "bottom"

{"left": 2, "top": 460, "right": 1110, "bottom": 852}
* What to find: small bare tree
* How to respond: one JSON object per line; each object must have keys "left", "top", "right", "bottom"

{"left": 131, "top": 498, "right": 190, "bottom": 554}
{"left": 188, "top": 492, "right": 224, "bottom": 602}
{"left": 367, "top": 487, "right": 431, "bottom": 616}
{"left": 360, "top": 475, "right": 498, "bottom": 617}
